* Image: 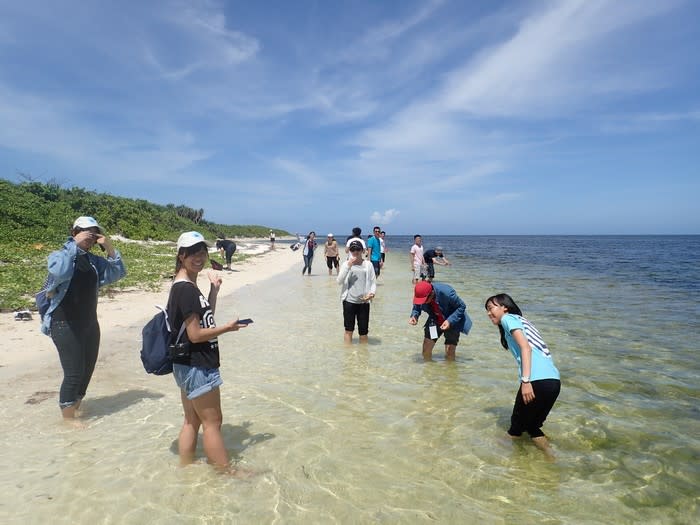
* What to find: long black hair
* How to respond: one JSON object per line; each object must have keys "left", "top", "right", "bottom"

{"left": 485, "top": 293, "right": 522, "bottom": 350}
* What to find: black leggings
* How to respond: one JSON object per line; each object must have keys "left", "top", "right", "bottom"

{"left": 508, "top": 379, "right": 560, "bottom": 438}
{"left": 51, "top": 318, "right": 101, "bottom": 408}
{"left": 224, "top": 245, "right": 236, "bottom": 265}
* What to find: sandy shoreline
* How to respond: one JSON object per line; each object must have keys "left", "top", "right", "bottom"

{"left": 0, "top": 241, "right": 299, "bottom": 381}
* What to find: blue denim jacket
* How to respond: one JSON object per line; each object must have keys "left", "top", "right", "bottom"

{"left": 40, "top": 237, "right": 126, "bottom": 335}
{"left": 410, "top": 282, "right": 472, "bottom": 335}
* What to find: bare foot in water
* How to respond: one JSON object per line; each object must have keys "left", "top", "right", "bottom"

{"left": 61, "top": 418, "right": 87, "bottom": 429}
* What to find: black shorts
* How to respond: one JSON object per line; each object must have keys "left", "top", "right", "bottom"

{"left": 423, "top": 322, "right": 460, "bottom": 345}
{"left": 326, "top": 256, "right": 339, "bottom": 269}
{"left": 508, "top": 379, "right": 561, "bottom": 438}
{"left": 426, "top": 262, "right": 435, "bottom": 279}
{"left": 342, "top": 300, "right": 370, "bottom": 335}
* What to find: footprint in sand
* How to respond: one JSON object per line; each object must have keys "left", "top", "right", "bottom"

{"left": 25, "top": 391, "right": 57, "bottom": 405}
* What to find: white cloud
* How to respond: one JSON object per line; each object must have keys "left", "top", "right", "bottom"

{"left": 370, "top": 209, "right": 400, "bottom": 225}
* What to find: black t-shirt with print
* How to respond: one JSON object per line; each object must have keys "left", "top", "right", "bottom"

{"left": 167, "top": 281, "right": 220, "bottom": 369}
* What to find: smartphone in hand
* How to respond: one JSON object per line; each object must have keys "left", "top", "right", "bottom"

{"left": 237, "top": 318, "right": 254, "bottom": 325}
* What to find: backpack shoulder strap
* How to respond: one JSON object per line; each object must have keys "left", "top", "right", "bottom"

{"left": 155, "top": 305, "right": 187, "bottom": 344}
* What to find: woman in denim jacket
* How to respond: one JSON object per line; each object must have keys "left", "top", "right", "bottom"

{"left": 41, "top": 216, "right": 126, "bottom": 419}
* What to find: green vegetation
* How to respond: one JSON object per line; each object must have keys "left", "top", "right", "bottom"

{"left": 0, "top": 177, "right": 289, "bottom": 310}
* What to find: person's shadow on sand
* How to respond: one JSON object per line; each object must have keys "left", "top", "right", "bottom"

{"left": 168, "top": 421, "right": 275, "bottom": 460}
{"left": 83, "top": 389, "right": 165, "bottom": 418}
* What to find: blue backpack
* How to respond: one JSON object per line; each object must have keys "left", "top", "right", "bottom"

{"left": 141, "top": 306, "right": 187, "bottom": 375}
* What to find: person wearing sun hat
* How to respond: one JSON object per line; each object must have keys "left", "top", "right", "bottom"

{"left": 167, "top": 231, "right": 251, "bottom": 473}
{"left": 408, "top": 280, "right": 472, "bottom": 361}
{"left": 337, "top": 240, "right": 377, "bottom": 343}
{"left": 41, "top": 216, "right": 126, "bottom": 419}
{"left": 323, "top": 233, "right": 340, "bottom": 275}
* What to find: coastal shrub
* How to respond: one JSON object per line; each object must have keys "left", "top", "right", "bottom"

{"left": 0, "top": 177, "right": 289, "bottom": 310}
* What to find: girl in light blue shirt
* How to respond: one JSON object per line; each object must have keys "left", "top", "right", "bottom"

{"left": 485, "top": 293, "right": 561, "bottom": 456}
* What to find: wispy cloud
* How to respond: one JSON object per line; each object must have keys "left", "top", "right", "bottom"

{"left": 141, "top": 2, "right": 259, "bottom": 79}
{"left": 350, "top": 0, "right": 685, "bottom": 183}
{"left": 270, "top": 158, "right": 326, "bottom": 190}
{"left": 437, "top": 0, "right": 677, "bottom": 117}
{"left": 600, "top": 109, "right": 700, "bottom": 133}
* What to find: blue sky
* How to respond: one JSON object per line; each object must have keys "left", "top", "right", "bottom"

{"left": 1, "top": 0, "right": 698, "bottom": 235}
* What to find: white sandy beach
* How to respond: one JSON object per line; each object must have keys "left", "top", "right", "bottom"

{"left": 0, "top": 240, "right": 299, "bottom": 381}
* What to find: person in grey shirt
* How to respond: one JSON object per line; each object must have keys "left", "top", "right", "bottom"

{"left": 337, "top": 240, "right": 377, "bottom": 343}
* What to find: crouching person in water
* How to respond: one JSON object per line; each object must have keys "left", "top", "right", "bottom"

{"left": 485, "top": 293, "right": 561, "bottom": 456}
{"left": 168, "top": 231, "right": 250, "bottom": 473}
{"left": 409, "top": 280, "right": 472, "bottom": 361}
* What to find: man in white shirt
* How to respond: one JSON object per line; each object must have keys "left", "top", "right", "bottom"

{"left": 409, "top": 234, "right": 425, "bottom": 284}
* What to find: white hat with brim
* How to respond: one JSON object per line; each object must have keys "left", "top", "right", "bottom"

{"left": 73, "top": 216, "right": 103, "bottom": 234}
{"left": 177, "top": 231, "right": 210, "bottom": 250}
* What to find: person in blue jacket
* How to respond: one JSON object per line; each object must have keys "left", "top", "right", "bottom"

{"left": 409, "top": 280, "right": 472, "bottom": 361}
{"left": 41, "top": 216, "right": 126, "bottom": 419}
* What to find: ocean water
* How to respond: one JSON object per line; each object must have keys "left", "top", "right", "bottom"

{"left": 2, "top": 236, "right": 698, "bottom": 524}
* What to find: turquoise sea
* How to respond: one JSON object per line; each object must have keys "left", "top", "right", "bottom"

{"left": 2, "top": 235, "right": 698, "bottom": 524}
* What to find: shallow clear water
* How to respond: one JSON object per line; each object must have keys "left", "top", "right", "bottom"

{"left": 2, "top": 236, "right": 698, "bottom": 524}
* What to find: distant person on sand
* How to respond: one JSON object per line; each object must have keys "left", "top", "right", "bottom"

{"left": 485, "top": 293, "right": 561, "bottom": 457}
{"left": 168, "top": 231, "right": 250, "bottom": 473}
{"left": 409, "top": 281, "right": 472, "bottom": 361}
{"left": 345, "top": 226, "right": 366, "bottom": 257}
{"left": 338, "top": 240, "right": 376, "bottom": 343}
{"left": 366, "top": 225, "right": 383, "bottom": 277}
{"left": 270, "top": 230, "right": 275, "bottom": 249}
{"left": 41, "top": 216, "right": 126, "bottom": 420}
{"left": 410, "top": 234, "right": 425, "bottom": 284}
{"left": 324, "top": 233, "right": 340, "bottom": 275}
{"left": 215, "top": 238, "right": 236, "bottom": 270}
{"left": 302, "top": 231, "right": 317, "bottom": 275}
{"left": 423, "top": 246, "right": 450, "bottom": 281}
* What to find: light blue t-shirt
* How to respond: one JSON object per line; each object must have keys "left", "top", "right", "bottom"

{"left": 501, "top": 314, "right": 560, "bottom": 381}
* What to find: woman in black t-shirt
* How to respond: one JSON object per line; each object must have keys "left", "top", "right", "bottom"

{"left": 44, "top": 216, "right": 126, "bottom": 420}
{"left": 167, "top": 231, "right": 248, "bottom": 471}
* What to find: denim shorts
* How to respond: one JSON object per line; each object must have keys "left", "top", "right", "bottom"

{"left": 173, "top": 364, "right": 223, "bottom": 400}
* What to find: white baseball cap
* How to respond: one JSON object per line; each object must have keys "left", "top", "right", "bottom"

{"left": 327, "top": 233, "right": 333, "bottom": 237}
{"left": 73, "top": 216, "right": 103, "bottom": 233}
{"left": 177, "top": 231, "right": 209, "bottom": 250}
